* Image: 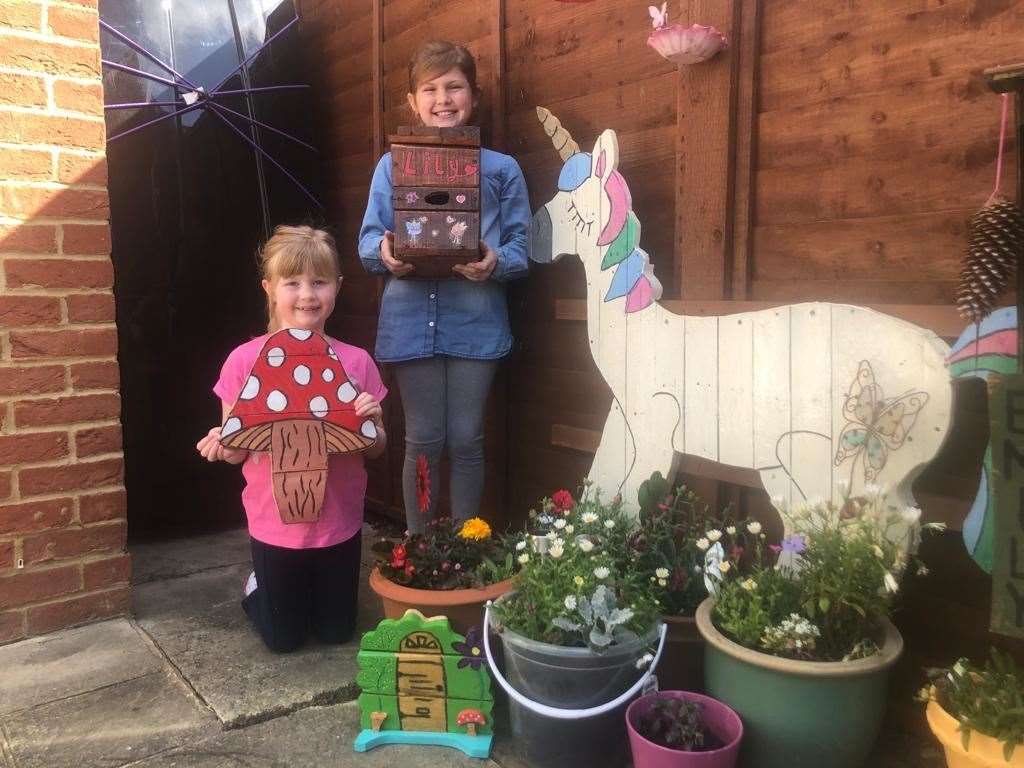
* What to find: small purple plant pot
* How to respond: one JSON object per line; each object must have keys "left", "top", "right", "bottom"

{"left": 626, "top": 691, "right": 743, "bottom": 768}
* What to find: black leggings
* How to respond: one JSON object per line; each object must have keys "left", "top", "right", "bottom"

{"left": 242, "top": 531, "right": 361, "bottom": 653}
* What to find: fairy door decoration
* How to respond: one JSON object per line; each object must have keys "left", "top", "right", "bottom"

{"left": 218, "top": 328, "right": 378, "bottom": 524}
{"left": 391, "top": 126, "right": 481, "bottom": 278}
{"left": 355, "top": 609, "right": 494, "bottom": 758}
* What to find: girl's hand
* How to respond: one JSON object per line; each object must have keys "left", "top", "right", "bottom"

{"left": 196, "top": 427, "right": 246, "bottom": 464}
{"left": 453, "top": 241, "right": 497, "bottom": 282}
{"left": 380, "top": 230, "right": 415, "bottom": 278}
{"left": 354, "top": 392, "right": 384, "bottom": 431}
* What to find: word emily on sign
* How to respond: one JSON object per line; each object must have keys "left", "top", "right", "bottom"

{"left": 990, "top": 373, "right": 1024, "bottom": 638}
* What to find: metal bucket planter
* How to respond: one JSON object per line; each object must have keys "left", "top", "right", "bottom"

{"left": 926, "top": 692, "right": 1024, "bottom": 768}
{"left": 484, "top": 595, "right": 667, "bottom": 768}
{"left": 368, "top": 567, "right": 515, "bottom": 637}
{"left": 695, "top": 598, "right": 902, "bottom": 768}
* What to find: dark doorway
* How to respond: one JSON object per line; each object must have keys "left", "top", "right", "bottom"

{"left": 100, "top": 0, "right": 324, "bottom": 540}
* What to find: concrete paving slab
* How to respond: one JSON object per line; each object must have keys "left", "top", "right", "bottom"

{"left": 1, "top": 670, "right": 219, "bottom": 768}
{"left": 0, "top": 618, "right": 163, "bottom": 716}
{"left": 134, "top": 561, "right": 383, "bottom": 728}
{"left": 131, "top": 528, "right": 252, "bottom": 585}
{"left": 131, "top": 700, "right": 499, "bottom": 768}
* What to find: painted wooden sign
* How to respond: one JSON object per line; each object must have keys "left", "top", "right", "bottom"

{"left": 987, "top": 373, "right": 1024, "bottom": 638}
{"left": 218, "top": 328, "right": 378, "bottom": 524}
{"left": 528, "top": 108, "right": 954, "bottom": 537}
{"left": 354, "top": 609, "right": 493, "bottom": 758}
{"left": 949, "top": 306, "right": 1019, "bottom": 574}
{"left": 391, "top": 126, "right": 481, "bottom": 279}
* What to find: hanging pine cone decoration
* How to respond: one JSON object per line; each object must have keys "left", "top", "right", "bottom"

{"left": 956, "top": 197, "right": 1024, "bottom": 323}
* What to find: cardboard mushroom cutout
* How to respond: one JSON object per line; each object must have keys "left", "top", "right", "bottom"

{"left": 219, "top": 328, "right": 378, "bottom": 523}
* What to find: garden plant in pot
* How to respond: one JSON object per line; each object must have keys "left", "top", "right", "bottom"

{"left": 626, "top": 690, "right": 743, "bottom": 768}
{"left": 369, "top": 456, "right": 518, "bottom": 636}
{"left": 694, "top": 488, "right": 935, "bottom": 768}
{"left": 921, "top": 649, "right": 1024, "bottom": 767}
{"left": 486, "top": 483, "right": 667, "bottom": 768}
{"left": 632, "top": 471, "right": 754, "bottom": 691}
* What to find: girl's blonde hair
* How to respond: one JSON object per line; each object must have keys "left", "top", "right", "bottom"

{"left": 259, "top": 225, "right": 340, "bottom": 332}
{"left": 408, "top": 40, "right": 479, "bottom": 95}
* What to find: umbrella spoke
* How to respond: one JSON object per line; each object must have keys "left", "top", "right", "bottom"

{"left": 206, "top": 101, "right": 317, "bottom": 153}
{"left": 106, "top": 102, "right": 202, "bottom": 143}
{"left": 210, "top": 16, "right": 299, "bottom": 95}
{"left": 99, "top": 20, "right": 199, "bottom": 90}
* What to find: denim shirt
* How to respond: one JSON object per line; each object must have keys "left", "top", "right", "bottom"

{"left": 358, "top": 148, "right": 530, "bottom": 362}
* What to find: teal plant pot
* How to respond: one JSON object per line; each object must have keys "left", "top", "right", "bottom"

{"left": 694, "top": 599, "right": 902, "bottom": 768}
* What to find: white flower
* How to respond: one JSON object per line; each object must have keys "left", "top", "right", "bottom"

{"left": 554, "top": 519, "right": 567, "bottom": 530}
{"left": 549, "top": 543, "right": 565, "bottom": 559}
{"left": 719, "top": 561, "right": 731, "bottom": 574}
{"left": 551, "top": 537, "right": 565, "bottom": 548}
{"left": 901, "top": 506, "right": 922, "bottom": 523}
{"left": 593, "top": 566, "right": 610, "bottom": 580}
{"left": 696, "top": 538, "right": 710, "bottom": 551}
{"left": 517, "top": 553, "right": 530, "bottom": 565}
{"left": 635, "top": 652, "right": 654, "bottom": 670}
{"left": 747, "top": 521, "right": 762, "bottom": 535}
{"left": 706, "top": 529, "right": 722, "bottom": 542}
{"left": 565, "top": 525, "right": 574, "bottom": 534}
{"left": 546, "top": 531, "right": 558, "bottom": 540}
{"left": 726, "top": 525, "right": 736, "bottom": 535}
{"left": 564, "top": 595, "right": 577, "bottom": 610}
{"left": 581, "top": 512, "right": 599, "bottom": 524}
{"left": 573, "top": 575, "right": 585, "bottom": 587}
{"left": 655, "top": 567, "right": 670, "bottom": 579}
{"left": 578, "top": 538, "right": 595, "bottom": 553}
{"left": 538, "top": 514, "right": 553, "bottom": 525}
{"left": 917, "top": 564, "right": 930, "bottom": 577}
{"left": 516, "top": 540, "right": 527, "bottom": 551}
{"left": 657, "top": 578, "right": 668, "bottom": 587}
{"left": 604, "top": 519, "right": 615, "bottom": 529}
{"left": 884, "top": 572, "right": 899, "bottom": 593}
{"left": 872, "top": 545, "right": 884, "bottom": 559}
{"left": 741, "top": 578, "right": 757, "bottom": 591}
{"left": 923, "top": 522, "right": 947, "bottom": 532}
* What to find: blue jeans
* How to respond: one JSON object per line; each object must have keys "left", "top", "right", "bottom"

{"left": 392, "top": 356, "right": 498, "bottom": 534}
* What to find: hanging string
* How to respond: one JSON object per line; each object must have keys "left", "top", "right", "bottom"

{"left": 987, "top": 92, "right": 1011, "bottom": 206}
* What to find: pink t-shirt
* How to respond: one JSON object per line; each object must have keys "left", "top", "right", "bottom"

{"left": 214, "top": 333, "right": 387, "bottom": 549}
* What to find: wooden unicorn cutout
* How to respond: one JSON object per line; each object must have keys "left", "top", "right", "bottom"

{"left": 529, "top": 108, "right": 954, "bottom": 524}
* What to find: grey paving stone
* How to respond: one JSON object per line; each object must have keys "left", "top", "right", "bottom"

{"left": 0, "top": 618, "right": 163, "bottom": 716}
{"left": 134, "top": 561, "right": 383, "bottom": 728}
{"left": 131, "top": 528, "right": 252, "bottom": 585}
{"left": 131, "top": 700, "right": 499, "bottom": 768}
{"left": 1, "top": 670, "right": 218, "bottom": 768}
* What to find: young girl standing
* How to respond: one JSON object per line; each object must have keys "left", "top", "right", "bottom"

{"left": 358, "top": 40, "right": 530, "bottom": 534}
{"left": 197, "top": 225, "right": 387, "bottom": 653}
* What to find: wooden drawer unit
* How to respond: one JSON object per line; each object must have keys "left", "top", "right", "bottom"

{"left": 390, "top": 126, "right": 481, "bottom": 279}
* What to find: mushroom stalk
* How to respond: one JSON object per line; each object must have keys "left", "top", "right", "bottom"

{"left": 271, "top": 419, "right": 328, "bottom": 523}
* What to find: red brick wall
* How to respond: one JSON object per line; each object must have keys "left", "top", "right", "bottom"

{"left": 0, "top": 0, "right": 129, "bottom": 644}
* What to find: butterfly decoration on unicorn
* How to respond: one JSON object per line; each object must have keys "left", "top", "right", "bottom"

{"left": 528, "top": 107, "right": 955, "bottom": 538}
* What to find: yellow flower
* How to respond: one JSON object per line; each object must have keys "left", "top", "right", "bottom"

{"left": 458, "top": 517, "right": 492, "bottom": 541}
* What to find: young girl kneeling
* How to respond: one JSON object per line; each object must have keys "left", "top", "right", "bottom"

{"left": 197, "top": 225, "right": 387, "bottom": 653}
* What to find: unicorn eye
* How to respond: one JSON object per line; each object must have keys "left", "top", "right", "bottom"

{"left": 567, "top": 199, "right": 594, "bottom": 236}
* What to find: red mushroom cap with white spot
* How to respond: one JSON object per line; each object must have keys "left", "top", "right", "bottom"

{"left": 456, "top": 709, "right": 486, "bottom": 725}
{"left": 219, "top": 328, "right": 377, "bottom": 453}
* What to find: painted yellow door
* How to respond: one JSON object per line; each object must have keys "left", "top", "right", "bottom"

{"left": 396, "top": 632, "right": 447, "bottom": 732}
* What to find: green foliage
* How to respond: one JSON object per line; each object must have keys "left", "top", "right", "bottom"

{"left": 927, "top": 650, "right": 1024, "bottom": 762}
{"left": 371, "top": 516, "right": 516, "bottom": 590}
{"left": 493, "top": 483, "right": 661, "bottom": 650}
{"left": 637, "top": 697, "right": 710, "bottom": 752}
{"left": 632, "top": 472, "right": 752, "bottom": 616}
{"left": 712, "top": 492, "right": 925, "bottom": 661}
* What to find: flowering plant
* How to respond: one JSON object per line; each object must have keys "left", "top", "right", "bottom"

{"left": 631, "top": 471, "right": 753, "bottom": 616}
{"left": 920, "top": 649, "right": 1024, "bottom": 761}
{"left": 493, "top": 483, "right": 663, "bottom": 650}
{"left": 711, "top": 488, "right": 933, "bottom": 661}
{"left": 372, "top": 515, "right": 516, "bottom": 590}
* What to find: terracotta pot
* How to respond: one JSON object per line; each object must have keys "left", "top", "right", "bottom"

{"left": 368, "top": 567, "right": 515, "bottom": 636}
{"left": 695, "top": 598, "right": 902, "bottom": 768}
{"left": 657, "top": 614, "right": 706, "bottom": 693}
{"left": 926, "top": 690, "right": 1024, "bottom": 767}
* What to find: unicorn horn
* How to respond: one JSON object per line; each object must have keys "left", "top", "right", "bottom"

{"left": 536, "top": 106, "right": 579, "bottom": 161}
